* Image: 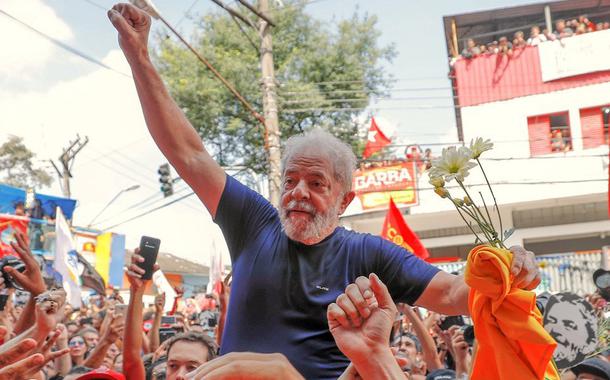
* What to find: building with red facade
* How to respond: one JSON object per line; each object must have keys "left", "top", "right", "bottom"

{"left": 342, "top": 0, "right": 610, "bottom": 264}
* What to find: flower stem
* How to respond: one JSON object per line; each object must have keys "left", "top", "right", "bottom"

{"left": 450, "top": 198, "right": 484, "bottom": 243}
{"left": 477, "top": 158, "right": 503, "bottom": 241}
{"left": 457, "top": 180, "right": 492, "bottom": 231}
{"left": 479, "top": 192, "right": 496, "bottom": 235}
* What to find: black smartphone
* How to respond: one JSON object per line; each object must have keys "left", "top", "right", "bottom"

{"left": 159, "top": 327, "right": 176, "bottom": 344}
{"left": 138, "top": 236, "right": 160, "bottom": 280}
{"left": 439, "top": 315, "right": 465, "bottom": 331}
{"left": 0, "top": 294, "right": 8, "bottom": 311}
{"left": 161, "top": 315, "right": 176, "bottom": 325}
{"left": 462, "top": 325, "right": 475, "bottom": 345}
{"left": 80, "top": 317, "right": 93, "bottom": 326}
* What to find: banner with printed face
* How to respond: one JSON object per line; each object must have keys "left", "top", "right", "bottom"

{"left": 351, "top": 161, "right": 418, "bottom": 212}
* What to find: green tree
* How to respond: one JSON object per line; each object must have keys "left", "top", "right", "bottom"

{"left": 154, "top": 1, "right": 395, "bottom": 173}
{"left": 0, "top": 136, "right": 53, "bottom": 189}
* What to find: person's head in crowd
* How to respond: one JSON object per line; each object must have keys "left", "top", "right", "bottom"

{"left": 79, "top": 317, "right": 94, "bottom": 329}
{"left": 80, "top": 327, "right": 100, "bottom": 349}
{"left": 576, "top": 23, "right": 587, "bottom": 35}
{"left": 92, "top": 310, "right": 106, "bottom": 330}
{"left": 597, "top": 22, "right": 604, "bottom": 30}
{"left": 393, "top": 332, "right": 425, "bottom": 375}
{"left": 63, "top": 366, "right": 94, "bottom": 380}
{"left": 113, "top": 353, "right": 123, "bottom": 373}
{"left": 530, "top": 26, "right": 541, "bottom": 38}
{"left": 604, "top": 22, "right": 610, "bottom": 30}
{"left": 513, "top": 30, "right": 526, "bottom": 46}
{"left": 149, "top": 355, "right": 168, "bottom": 380}
{"left": 165, "top": 331, "right": 217, "bottom": 380}
{"left": 102, "top": 343, "right": 121, "bottom": 369}
{"left": 479, "top": 44, "right": 487, "bottom": 54}
{"left": 69, "top": 335, "right": 88, "bottom": 365}
{"left": 466, "top": 38, "right": 476, "bottom": 49}
{"left": 571, "top": 357, "right": 610, "bottom": 380}
{"left": 279, "top": 128, "right": 356, "bottom": 245}
{"left": 426, "top": 368, "right": 457, "bottom": 380}
{"left": 556, "top": 19, "right": 567, "bottom": 33}
{"left": 66, "top": 321, "right": 80, "bottom": 336}
{"left": 499, "top": 36, "right": 509, "bottom": 47}
{"left": 545, "top": 292, "right": 598, "bottom": 367}
{"left": 14, "top": 201, "right": 25, "bottom": 216}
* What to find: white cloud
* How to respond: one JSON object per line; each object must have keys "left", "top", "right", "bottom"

{"left": 0, "top": 44, "right": 229, "bottom": 266}
{"left": 0, "top": 0, "right": 73, "bottom": 77}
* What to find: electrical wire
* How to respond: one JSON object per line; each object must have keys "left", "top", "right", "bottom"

{"left": 0, "top": 9, "right": 131, "bottom": 78}
{"left": 101, "top": 177, "right": 609, "bottom": 231}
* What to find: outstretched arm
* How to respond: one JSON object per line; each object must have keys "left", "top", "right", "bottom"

{"left": 108, "top": 3, "right": 225, "bottom": 217}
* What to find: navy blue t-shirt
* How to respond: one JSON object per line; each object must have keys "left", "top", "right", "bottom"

{"left": 215, "top": 176, "right": 440, "bottom": 380}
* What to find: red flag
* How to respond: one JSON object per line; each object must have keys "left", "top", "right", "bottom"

{"left": 381, "top": 198, "right": 429, "bottom": 259}
{"left": 362, "top": 117, "right": 391, "bottom": 159}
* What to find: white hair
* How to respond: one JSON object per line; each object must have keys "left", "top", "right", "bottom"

{"left": 281, "top": 128, "right": 357, "bottom": 193}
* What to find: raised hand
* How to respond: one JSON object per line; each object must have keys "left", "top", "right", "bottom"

{"left": 126, "top": 248, "right": 159, "bottom": 291}
{"left": 107, "top": 3, "right": 152, "bottom": 61}
{"left": 154, "top": 292, "right": 166, "bottom": 314}
{"left": 509, "top": 245, "right": 541, "bottom": 290}
{"left": 327, "top": 274, "right": 397, "bottom": 362}
{"left": 7, "top": 231, "right": 46, "bottom": 296}
{"left": 34, "top": 289, "right": 67, "bottom": 333}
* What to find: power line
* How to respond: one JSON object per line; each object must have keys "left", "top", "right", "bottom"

{"left": 282, "top": 105, "right": 455, "bottom": 113}
{"left": 101, "top": 177, "right": 608, "bottom": 231}
{"left": 0, "top": 9, "right": 131, "bottom": 78}
{"left": 102, "top": 190, "right": 197, "bottom": 230}
{"left": 279, "top": 86, "right": 451, "bottom": 96}
{"left": 175, "top": 0, "right": 200, "bottom": 28}
{"left": 280, "top": 95, "right": 453, "bottom": 105}
{"left": 82, "top": 0, "right": 108, "bottom": 11}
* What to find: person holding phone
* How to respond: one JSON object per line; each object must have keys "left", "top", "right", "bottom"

{"left": 108, "top": 4, "right": 542, "bottom": 378}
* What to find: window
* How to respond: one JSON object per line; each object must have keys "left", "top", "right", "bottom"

{"left": 527, "top": 111, "right": 571, "bottom": 156}
{"left": 550, "top": 113, "right": 571, "bottom": 152}
{"left": 580, "top": 106, "right": 608, "bottom": 149}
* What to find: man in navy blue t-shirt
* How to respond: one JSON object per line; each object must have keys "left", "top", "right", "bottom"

{"left": 110, "top": 6, "right": 542, "bottom": 378}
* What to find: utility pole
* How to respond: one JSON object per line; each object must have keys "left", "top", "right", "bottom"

{"left": 258, "top": 0, "right": 282, "bottom": 207}
{"left": 51, "top": 135, "right": 89, "bottom": 198}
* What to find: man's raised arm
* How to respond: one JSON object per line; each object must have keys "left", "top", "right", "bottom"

{"left": 108, "top": 3, "right": 226, "bottom": 217}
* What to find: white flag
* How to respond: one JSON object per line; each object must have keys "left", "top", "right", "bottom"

{"left": 54, "top": 207, "right": 82, "bottom": 308}
{"left": 153, "top": 269, "right": 177, "bottom": 313}
{"left": 206, "top": 239, "right": 223, "bottom": 295}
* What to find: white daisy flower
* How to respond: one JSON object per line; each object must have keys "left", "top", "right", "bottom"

{"left": 467, "top": 137, "right": 493, "bottom": 159}
{"left": 429, "top": 146, "right": 477, "bottom": 182}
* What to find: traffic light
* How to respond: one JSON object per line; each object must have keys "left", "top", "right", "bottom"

{"left": 158, "top": 163, "right": 173, "bottom": 197}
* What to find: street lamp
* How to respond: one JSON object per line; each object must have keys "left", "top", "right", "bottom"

{"left": 87, "top": 184, "right": 140, "bottom": 228}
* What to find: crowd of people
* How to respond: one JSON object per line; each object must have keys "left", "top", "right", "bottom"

{"left": 459, "top": 16, "right": 610, "bottom": 59}
{"left": 0, "top": 231, "right": 608, "bottom": 379}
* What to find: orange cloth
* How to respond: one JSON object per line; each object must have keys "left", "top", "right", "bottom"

{"left": 465, "top": 245, "right": 559, "bottom": 380}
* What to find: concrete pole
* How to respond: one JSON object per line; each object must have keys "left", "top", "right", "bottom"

{"left": 259, "top": 0, "right": 281, "bottom": 208}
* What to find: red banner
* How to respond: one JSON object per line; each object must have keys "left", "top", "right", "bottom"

{"left": 0, "top": 214, "right": 29, "bottom": 258}
{"left": 381, "top": 198, "right": 429, "bottom": 259}
{"left": 352, "top": 161, "right": 418, "bottom": 211}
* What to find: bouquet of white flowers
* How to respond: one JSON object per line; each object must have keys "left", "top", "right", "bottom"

{"left": 428, "top": 138, "right": 511, "bottom": 249}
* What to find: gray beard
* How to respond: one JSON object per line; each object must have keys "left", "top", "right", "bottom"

{"left": 280, "top": 199, "right": 340, "bottom": 244}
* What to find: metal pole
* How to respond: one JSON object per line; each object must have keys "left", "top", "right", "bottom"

{"left": 544, "top": 5, "right": 552, "bottom": 36}
{"left": 259, "top": 0, "right": 281, "bottom": 207}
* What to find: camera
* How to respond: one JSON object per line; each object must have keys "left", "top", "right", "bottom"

{"left": 0, "top": 256, "right": 26, "bottom": 290}
{"left": 461, "top": 325, "right": 475, "bottom": 345}
{"left": 593, "top": 269, "right": 610, "bottom": 302}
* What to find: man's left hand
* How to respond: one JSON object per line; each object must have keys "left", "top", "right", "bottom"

{"left": 509, "top": 246, "right": 541, "bottom": 290}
